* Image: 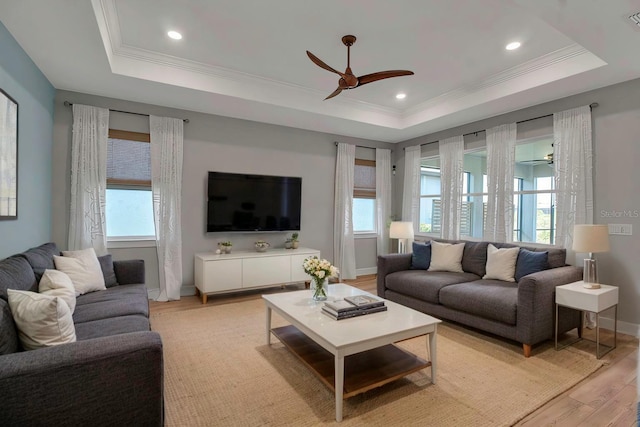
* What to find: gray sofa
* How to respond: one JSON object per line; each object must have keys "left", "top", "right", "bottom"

{"left": 0, "top": 242, "right": 163, "bottom": 426}
{"left": 377, "top": 239, "right": 583, "bottom": 357}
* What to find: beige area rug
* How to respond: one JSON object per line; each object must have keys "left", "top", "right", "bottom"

{"left": 151, "top": 299, "right": 603, "bottom": 426}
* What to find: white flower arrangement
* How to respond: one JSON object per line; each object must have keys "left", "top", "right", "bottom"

{"left": 302, "top": 256, "right": 339, "bottom": 281}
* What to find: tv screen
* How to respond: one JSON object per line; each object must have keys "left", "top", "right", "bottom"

{"left": 207, "top": 172, "right": 302, "bottom": 232}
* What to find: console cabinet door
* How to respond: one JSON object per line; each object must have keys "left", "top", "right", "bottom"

{"left": 201, "top": 259, "right": 242, "bottom": 292}
{"left": 290, "top": 252, "right": 320, "bottom": 282}
{"left": 243, "top": 256, "right": 291, "bottom": 288}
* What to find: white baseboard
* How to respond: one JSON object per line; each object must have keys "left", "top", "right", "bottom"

{"left": 356, "top": 267, "right": 377, "bottom": 277}
{"left": 599, "top": 316, "right": 640, "bottom": 338}
{"left": 146, "top": 285, "right": 197, "bottom": 300}
{"left": 147, "top": 288, "right": 159, "bottom": 300}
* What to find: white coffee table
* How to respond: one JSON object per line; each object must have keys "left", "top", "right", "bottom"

{"left": 263, "top": 283, "right": 441, "bottom": 422}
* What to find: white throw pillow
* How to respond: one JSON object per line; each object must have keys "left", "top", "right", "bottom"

{"left": 428, "top": 241, "right": 465, "bottom": 273}
{"left": 483, "top": 244, "right": 520, "bottom": 282}
{"left": 7, "top": 289, "right": 76, "bottom": 350}
{"left": 54, "top": 248, "right": 106, "bottom": 295}
{"left": 39, "top": 269, "right": 77, "bottom": 313}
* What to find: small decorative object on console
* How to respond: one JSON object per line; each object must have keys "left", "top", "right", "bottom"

{"left": 255, "top": 240, "right": 270, "bottom": 252}
{"left": 302, "top": 256, "right": 339, "bottom": 301}
{"left": 219, "top": 241, "right": 232, "bottom": 254}
{"left": 291, "top": 232, "right": 300, "bottom": 249}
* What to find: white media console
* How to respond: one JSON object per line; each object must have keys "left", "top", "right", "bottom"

{"left": 194, "top": 247, "right": 320, "bottom": 304}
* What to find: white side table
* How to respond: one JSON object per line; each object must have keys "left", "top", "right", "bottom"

{"left": 555, "top": 281, "right": 618, "bottom": 359}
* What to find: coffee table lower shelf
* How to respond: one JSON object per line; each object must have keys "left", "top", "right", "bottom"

{"left": 271, "top": 325, "right": 431, "bottom": 398}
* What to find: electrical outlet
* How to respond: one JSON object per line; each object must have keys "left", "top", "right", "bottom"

{"left": 608, "top": 224, "right": 633, "bottom": 235}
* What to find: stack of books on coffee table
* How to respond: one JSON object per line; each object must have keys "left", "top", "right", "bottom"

{"left": 322, "top": 295, "right": 387, "bottom": 320}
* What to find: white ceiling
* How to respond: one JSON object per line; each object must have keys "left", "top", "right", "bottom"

{"left": 1, "top": 0, "right": 639, "bottom": 143}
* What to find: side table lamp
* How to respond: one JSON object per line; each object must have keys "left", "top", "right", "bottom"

{"left": 390, "top": 221, "right": 414, "bottom": 254}
{"left": 572, "top": 224, "right": 610, "bottom": 289}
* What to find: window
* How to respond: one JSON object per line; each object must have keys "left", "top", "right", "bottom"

{"left": 462, "top": 149, "right": 487, "bottom": 238}
{"left": 106, "top": 130, "right": 155, "bottom": 238}
{"left": 513, "top": 138, "right": 556, "bottom": 245}
{"left": 418, "top": 157, "right": 440, "bottom": 234}
{"left": 353, "top": 159, "right": 376, "bottom": 233}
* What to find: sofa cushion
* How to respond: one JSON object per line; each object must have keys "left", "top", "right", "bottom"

{"left": 74, "top": 315, "right": 151, "bottom": 340}
{"left": 0, "top": 298, "right": 19, "bottom": 355}
{"left": 439, "top": 280, "right": 518, "bottom": 325}
{"left": 39, "top": 269, "right": 77, "bottom": 313}
{"left": 483, "top": 244, "right": 519, "bottom": 282}
{"left": 8, "top": 289, "right": 77, "bottom": 350}
{"left": 19, "top": 242, "right": 60, "bottom": 281}
{"left": 385, "top": 270, "right": 481, "bottom": 304}
{"left": 73, "top": 285, "right": 149, "bottom": 324}
{"left": 515, "top": 249, "right": 549, "bottom": 282}
{"left": 0, "top": 256, "right": 37, "bottom": 300}
{"left": 429, "top": 241, "right": 465, "bottom": 273}
{"left": 410, "top": 242, "right": 431, "bottom": 270}
{"left": 462, "top": 241, "right": 489, "bottom": 277}
{"left": 98, "top": 254, "right": 119, "bottom": 288}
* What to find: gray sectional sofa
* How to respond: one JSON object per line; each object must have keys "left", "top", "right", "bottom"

{"left": 377, "top": 239, "right": 583, "bottom": 357}
{"left": 0, "top": 243, "right": 163, "bottom": 426}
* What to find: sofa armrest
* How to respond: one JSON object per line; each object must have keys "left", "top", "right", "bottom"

{"left": 377, "top": 254, "right": 412, "bottom": 297}
{"left": 0, "top": 331, "right": 163, "bottom": 426}
{"left": 113, "top": 259, "right": 145, "bottom": 285}
{"left": 516, "top": 265, "right": 583, "bottom": 346}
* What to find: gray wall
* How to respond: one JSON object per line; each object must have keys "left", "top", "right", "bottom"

{"left": 0, "top": 22, "right": 55, "bottom": 259}
{"left": 52, "top": 91, "right": 390, "bottom": 292}
{"left": 394, "top": 78, "right": 640, "bottom": 329}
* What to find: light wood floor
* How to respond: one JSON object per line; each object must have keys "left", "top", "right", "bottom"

{"left": 150, "top": 275, "right": 639, "bottom": 426}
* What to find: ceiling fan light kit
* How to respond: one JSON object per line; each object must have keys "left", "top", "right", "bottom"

{"left": 307, "top": 34, "right": 414, "bottom": 100}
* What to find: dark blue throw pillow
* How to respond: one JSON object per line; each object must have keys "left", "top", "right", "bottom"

{"left": 411, "top": 242, "right": 431, "bottom": 270}
{"left": 515, "top": 249, "right": 549, "bottom": 281}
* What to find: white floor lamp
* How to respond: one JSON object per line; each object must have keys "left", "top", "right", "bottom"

{"left": 390, "top": 221, "right": 414, "bottom": 254}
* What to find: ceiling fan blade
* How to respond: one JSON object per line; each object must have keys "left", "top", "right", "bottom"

{"left": 324, "top": 87, "right": 343, "bottom": 100}
{"left": 357, "top": 70, "right": 414, "bottom": 87}
{"left": 306, "top": 51, "right": 344, "bottom": 77}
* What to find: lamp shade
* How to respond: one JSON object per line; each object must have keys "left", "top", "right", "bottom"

{"left": 572, "top": 224, "right": 610, "bottom": 253}
{"left": 389, "top": 221, "right": 414, "bottom": 239}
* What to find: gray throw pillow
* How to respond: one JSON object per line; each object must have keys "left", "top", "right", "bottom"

{"left": 98, "top": 254, "right": 119, "bottom": 288}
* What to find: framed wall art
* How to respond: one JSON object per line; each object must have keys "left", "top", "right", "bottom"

{"left": 0, "top": 88, "right": 18, "bottom": 219}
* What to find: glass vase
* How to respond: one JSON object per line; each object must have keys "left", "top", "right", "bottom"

{"left": 311, "top": 277, "right": 328, "bottom": 301}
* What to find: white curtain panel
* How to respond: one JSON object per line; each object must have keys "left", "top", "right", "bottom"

{"left": 439, "top": 135, "right": 464, "bottom": 240}
{"left": 402, "top": 145, "right": 421, "bottom": 235}
{"left": 334, "top": 143, "right": 356, "bottom": 280}
{"left": 484, "top": 123, "right": 516, "bottom": 242}
{"left": 68, "top": 104, "right": 109, "bottom": 254}
{"left": 554, "top": 105, "right": 593, "bottom": 248}
{"left": 375, "top": 148, "right": 392, "bottom": 255}
{"left": 150, "top": 115, "right": 184, "bottom": 302}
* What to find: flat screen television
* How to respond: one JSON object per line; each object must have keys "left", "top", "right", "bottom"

{"left": 207, "top": 172, "right": 302, "bottom": 232}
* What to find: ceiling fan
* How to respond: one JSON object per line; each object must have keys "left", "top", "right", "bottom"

{"left": 520, "top": 152, "right": 554, "bottom": 165}
{"left": 306, "top": 35, "right": 414, "bottom": 100}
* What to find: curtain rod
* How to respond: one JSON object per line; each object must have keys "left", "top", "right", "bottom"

{"left": 63, "top": 101, "right": 190, "bottom": 123}
{"left": 334, "top": 142, "right": 392, "bottom": 151}
{"left": 411, "top": 102, "right": 599, "bottom": 148}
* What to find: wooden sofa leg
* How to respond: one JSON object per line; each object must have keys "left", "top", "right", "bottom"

{"left": 523, "top": 344, "right": 532, "bottom": 358}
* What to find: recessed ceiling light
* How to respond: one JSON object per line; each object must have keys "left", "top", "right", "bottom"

{"left": 505, "top": 41, "right": 521, "bottom": 51}
{"left": 167, "top": 31, "right": 182, "bottom": 40}
{"left": 396, "top": 93, "right": 407, "bottom": 100}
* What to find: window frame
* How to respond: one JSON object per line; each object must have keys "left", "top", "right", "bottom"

{"left": 417, "top": 157, "right": 441, "bottom": 238}
{"left": 106, "top": 129, "right": 156, "bottom": 244}
{"left": 353, "top": 158, "right": 377, "bottom": 235}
